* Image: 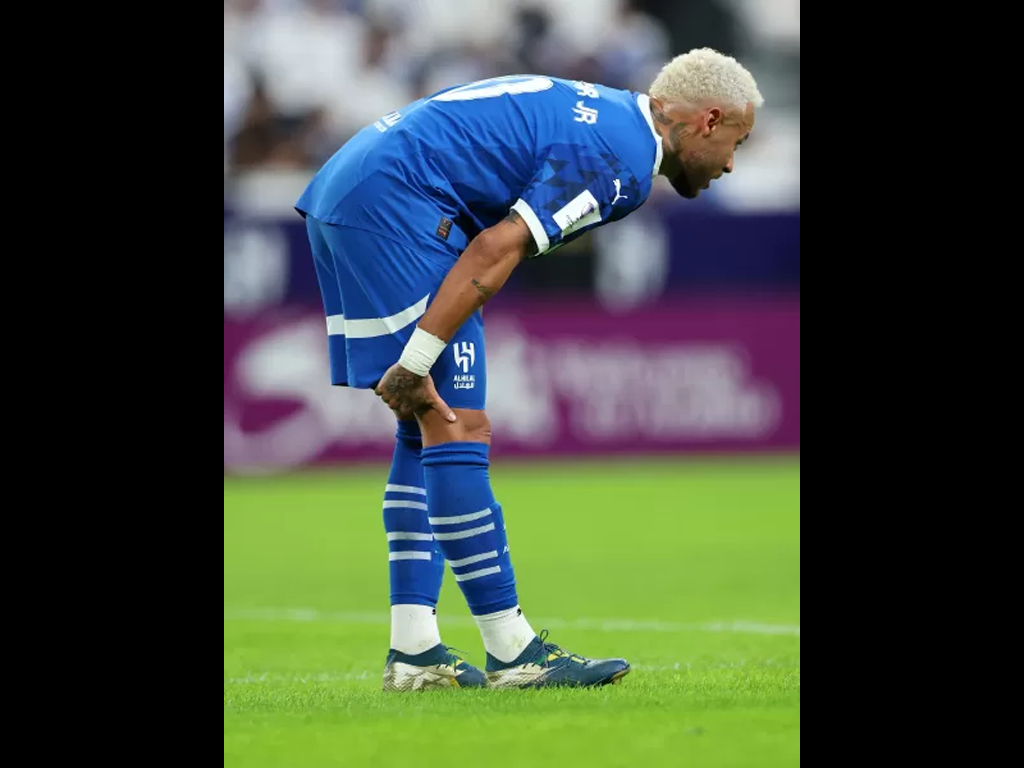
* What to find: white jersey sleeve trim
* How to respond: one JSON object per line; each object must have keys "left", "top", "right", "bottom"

{"left": 511, "top": 198, "right": 551, "bottom": 255}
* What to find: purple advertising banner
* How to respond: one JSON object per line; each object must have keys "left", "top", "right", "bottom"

{"left": 224, "top": 297, "right": 799, "bottom": 473}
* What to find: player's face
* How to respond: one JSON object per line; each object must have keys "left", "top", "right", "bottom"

{"left": 662, "top": 102, "right": 754, "bottom": 199}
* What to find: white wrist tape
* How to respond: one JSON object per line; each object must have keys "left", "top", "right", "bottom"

{"left": 398, "top": 327, "right": 447, "bottom": 376}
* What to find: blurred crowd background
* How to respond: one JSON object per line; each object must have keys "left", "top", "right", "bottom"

{"left": 224, "top": 0, "right": 798, "bottom": 213}
{"left": 223, "top": 0, "right": 799, "bottom": 472}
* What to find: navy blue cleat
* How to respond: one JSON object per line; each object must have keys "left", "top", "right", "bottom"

{"left": 382, "top": 644, "right": 487, "bottom": 691}
{"left": 485, "top": 629, "right": 631, "bottom": 689}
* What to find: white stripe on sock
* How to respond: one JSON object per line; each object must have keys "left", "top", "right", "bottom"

{"left": 447, "top": 550, "right": 498, "bottom": 568}
{"left": 388, "top": 551, "right": 432, "bottom": 561}
{"left": 428, "top": 508, "right": 492, "bottom": 525}
{"left": 383, "top": 500, "right": 428, "bottom": 511}
{"left": 455, "top": 565, "right": 502, "bottom": 582}
{"left": 386, "top": 532, "right": 433, "bottom": 541}
{"left": 385, "top": 484, "right": 427, "bottom": 495}
{"left": 432, "top": 523, "right": 495, "bottom": 541}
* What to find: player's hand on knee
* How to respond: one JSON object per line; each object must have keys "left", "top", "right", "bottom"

{"left": 418, "top": 374, "right": 457, "bottom": 422}
{"left": 375, "top": 364, "right": 457, "bottom": 422}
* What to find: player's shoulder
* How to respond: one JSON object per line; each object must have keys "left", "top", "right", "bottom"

{"left": 543, "top": 77, "right": 640, "bottom": 114}
{"left": 545, "top": 80, "right": 655, "bottom": 180}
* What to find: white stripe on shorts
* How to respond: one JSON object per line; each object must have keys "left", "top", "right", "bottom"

{"left": 326, "top": 295, "right": 430, "bottom": 339}
{"left": 326, "top": 314, "right": 346, "bottom": 335}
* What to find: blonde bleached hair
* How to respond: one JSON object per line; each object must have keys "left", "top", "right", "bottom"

{"left": 649, "top": 48, "right": 764, "bottom": 110}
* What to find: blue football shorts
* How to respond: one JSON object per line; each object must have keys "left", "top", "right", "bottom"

{"left": 304, "top": 215, "right": 486, "bottom": 411}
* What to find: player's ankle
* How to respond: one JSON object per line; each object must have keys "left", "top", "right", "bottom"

{"left": 476, "top": 605, "right": 536, "bottom": 663}
{"left": 389, "top": 604, "right": 443, "bottom": 655}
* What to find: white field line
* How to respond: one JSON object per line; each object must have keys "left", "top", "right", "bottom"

{"left": 226, "top": 671, "right": 372, "bottom": 685}
{"left": 223, "top": 608, "right": 800, "bottom": 637}
{"left": 224, "top": 660, "right": 799, "bottom": 686}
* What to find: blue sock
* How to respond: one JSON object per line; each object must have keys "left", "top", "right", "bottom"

{"left": 383, "top": 421, "right": 446, "bottom": 654}
{"left": 384, "top": 420, "right": 444, "bottom": 608}
{"left": 421, "top": 442, "right": 518, "bottom": 615}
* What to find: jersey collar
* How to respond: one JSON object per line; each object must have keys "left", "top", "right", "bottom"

{"left": 637, "top": 93, "right": 664, "bottom": 177}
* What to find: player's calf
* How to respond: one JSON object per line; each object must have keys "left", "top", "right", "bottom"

{"left": 417, "top": 409, "right": 544, "bottom": 668}
{"left": 384, "top": 420, "right": 445, "bottom": 654}
{"left": 382, "top": 418, "right": 488, "bottom": 692}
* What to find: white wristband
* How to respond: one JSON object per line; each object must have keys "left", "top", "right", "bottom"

{"left": 398, "top": 327, "right": 447, "bottom": 376}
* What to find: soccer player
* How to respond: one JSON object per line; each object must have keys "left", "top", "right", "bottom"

{"left": 296, "top": 48, "right": 762, "bottom": 691}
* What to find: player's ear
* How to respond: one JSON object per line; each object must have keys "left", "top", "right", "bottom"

{"left": 704, "top": 107, "right": 724, "bottom": 135}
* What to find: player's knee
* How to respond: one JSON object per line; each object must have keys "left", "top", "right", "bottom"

{"left": 454, "top": 409, "right": 491, "bottom": 443}
{"left": 418, "top": 408, "right": 491, "bottom": 446}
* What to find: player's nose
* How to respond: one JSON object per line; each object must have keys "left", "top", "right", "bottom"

{"left": 723, "top": 159, "right": 734, "bottom": 174}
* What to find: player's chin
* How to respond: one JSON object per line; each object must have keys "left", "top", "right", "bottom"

{"left": 670, "top": 173, "right": 701, "bottom": 199}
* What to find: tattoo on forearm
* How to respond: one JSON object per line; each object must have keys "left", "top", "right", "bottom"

{"left": 472, "top": 278, "right": 496, "bottom": 301}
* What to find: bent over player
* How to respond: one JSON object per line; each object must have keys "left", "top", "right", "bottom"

{"left": 295, "top": 48, "right": 763, "bottom": 691}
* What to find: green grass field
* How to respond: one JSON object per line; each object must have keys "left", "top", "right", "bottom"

{"left": 224, "top": 457, "right": 800, "bottom": 767}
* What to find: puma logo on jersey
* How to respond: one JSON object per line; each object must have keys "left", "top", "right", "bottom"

{"left": 612, "top": 179, "right": 627, "bottom": 205}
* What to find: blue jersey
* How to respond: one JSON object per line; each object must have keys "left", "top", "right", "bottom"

{"left": 296, "top": 75, "right": 663, "bottom": 258}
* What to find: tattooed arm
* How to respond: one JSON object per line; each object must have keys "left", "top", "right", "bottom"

{"left": 414, "top": 210, "right": 536, "bottom": 344}
{"left": 374, "top": 210, "right": 535, "bottom": 420}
